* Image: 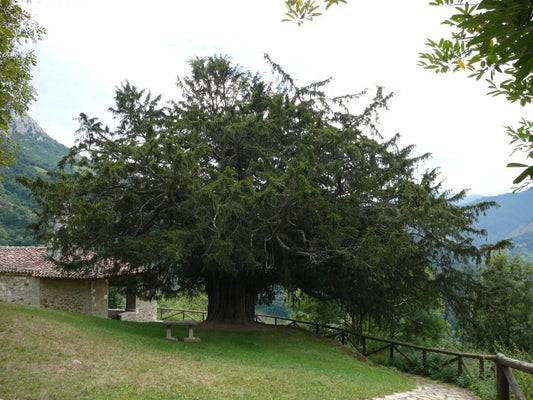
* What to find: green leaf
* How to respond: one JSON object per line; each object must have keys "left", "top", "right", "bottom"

{"left": 513, "top": 166, "right": 533, "bottom": 184}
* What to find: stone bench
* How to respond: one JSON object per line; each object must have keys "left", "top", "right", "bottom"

{"left": 160, "top": 320, "right": 200, "bottom": 343}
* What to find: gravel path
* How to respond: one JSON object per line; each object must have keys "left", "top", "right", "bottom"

{"left": 368, "top": 376, "right": 480, "bottom": 400}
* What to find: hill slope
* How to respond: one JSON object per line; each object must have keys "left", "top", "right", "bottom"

{"left": 472, "top": 189, "right": 533, "bottom": 258}
{"left": 0, "top": 301, "right": 414, "bottom": 400}
{"left": 0, "top": 115, "right": 69, "bottom": 245}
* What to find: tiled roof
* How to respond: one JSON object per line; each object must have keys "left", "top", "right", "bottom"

{"left": 0, "top": 246, "right": 114, "bottom": 279}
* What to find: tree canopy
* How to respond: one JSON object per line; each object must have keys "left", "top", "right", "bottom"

{"left": 21, "top": 55, "right": 504, "bottom": 324}
{"left": 0, "top": 0, "right": 44, "bottom": 168}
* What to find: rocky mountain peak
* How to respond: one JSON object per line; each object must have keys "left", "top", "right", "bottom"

{"left": 8, "top": 113, "right": 48, "bottom": 140}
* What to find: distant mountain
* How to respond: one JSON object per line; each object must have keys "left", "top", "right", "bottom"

{"left": 0, "top": 115, "right": 69, "bottom": 245}
{"left": 470, "top": 189, "right": 533, "bottom": 259}
{"left": 459, "top": 194, "right": 485, "bottom": 205}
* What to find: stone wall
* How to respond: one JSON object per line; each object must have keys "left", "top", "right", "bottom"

{"left": 0, "top": 275, "right": 40, "bottom": 306}
{"left": 0, "top": 273, "right": 150, "bottom": 320}
{"left": 39, "top": 278, "right": 108, "bottom": 317}
{"left": 136, "top": 298, "right": 157, "bottom": 321}
{"left": 119, "top": 298, "right": 157, "bottom": 322}
{"left": 90, "top": 280, "right": 109, "bottom": 318}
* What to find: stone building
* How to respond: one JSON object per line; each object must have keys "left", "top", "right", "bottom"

{"left": 0, "top": 246, "right": 156, "bottom": 321}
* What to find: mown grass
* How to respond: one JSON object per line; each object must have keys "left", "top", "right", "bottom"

{"left": 0, "top": 301, "right": 415, "bottom": 399}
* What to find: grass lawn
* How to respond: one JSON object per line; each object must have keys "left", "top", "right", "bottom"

{"left": 0, "top": 302, "right": 415, "bottom": 399}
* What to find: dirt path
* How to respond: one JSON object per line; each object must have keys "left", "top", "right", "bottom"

{"left": 369, "top": 376, "right": 480, "bottom": 400}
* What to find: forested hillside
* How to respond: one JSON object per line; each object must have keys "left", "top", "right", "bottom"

{"left": 472, "top": 189, "right": 533, "bottom": 259}
{"left": 0, "top": 115, "right": 69, "bottom": 245}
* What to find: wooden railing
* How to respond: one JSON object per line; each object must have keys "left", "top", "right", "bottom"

{"left": 253, "top": 313, "right": 494, "bottom": 378}
{"left": 157, "top": 308, "right": 532, "bottom": 398}
{"left": 495, "top": 353, "right": 533, "bottom": 400}
{"left": 158, "top": 307, "right": 207, "bottom": 322}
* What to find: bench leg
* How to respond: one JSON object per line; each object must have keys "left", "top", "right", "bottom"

{"left": 183, "top": 325, "right": 200, "bottom": 343}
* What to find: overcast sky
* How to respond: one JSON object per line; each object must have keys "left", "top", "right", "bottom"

{"left": 24, "top": 0, "right": 532, "bottom": 196}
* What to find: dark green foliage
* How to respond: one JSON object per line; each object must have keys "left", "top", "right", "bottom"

{"left": 288, "top": 289, "right": 451, "bottom": 345}
{"left": 21, "top": 55, "right": 503, "bottom": 324}
{"left": 394, "top": 305, "right": 451, "bottom": 345}
{"left": 0, "top": 115, "right": 69, "bottom": 245}
{"left": 457, "top": 254, "right": 533, "bottom": 352}
{"left": 0, "top": 200, "right": 36, "bottom": 245}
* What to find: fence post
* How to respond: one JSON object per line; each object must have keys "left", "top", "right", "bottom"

{"left": 341, "top": 331, "right": 346, "bottom": 345}
{"left": 423, "top": 350, "right": 427, "bottom": 373}
{"left": 458, "top": 356, "right": 463, "bottom": 377}
{"left": 315, "top": 323, "right": 319, "bottom": 335}
{"left": 362, "top": 337, "right": 366, "bottom": 356}
{"left": 496, "top": 360, "right": 510, "bottom": 400}
{"left": 389, "top": 344, "right": 394, "bottom": 364}
{"left": 479, "top": 358, "right": 484, "bottom": 379}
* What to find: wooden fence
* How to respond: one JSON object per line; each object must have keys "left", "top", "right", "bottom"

{"left": 495, "top": 353, "right": 533, "bottom": 400}
{"left": 157, "top": 308, "right": 532, "bottom": 399}
{"left": 253, "top": 313, "right": 494, "bottom": 378}
{"left": 158, "top": 307, "right": 207, "bottom": 322}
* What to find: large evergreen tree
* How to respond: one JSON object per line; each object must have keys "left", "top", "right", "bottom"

{"left": 21, "top": 55, "right": 503, "bottom": 324}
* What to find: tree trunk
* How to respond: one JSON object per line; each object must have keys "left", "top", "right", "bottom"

{"left": 205, "top": 277, "right": 258, "bottom": 324}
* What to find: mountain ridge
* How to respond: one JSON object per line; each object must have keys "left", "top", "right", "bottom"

{"left": 0, "top": 115, "right": 69, "bottom": 245}
{"left": 469, "top": 189, "right": 533, "bottom": 259}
